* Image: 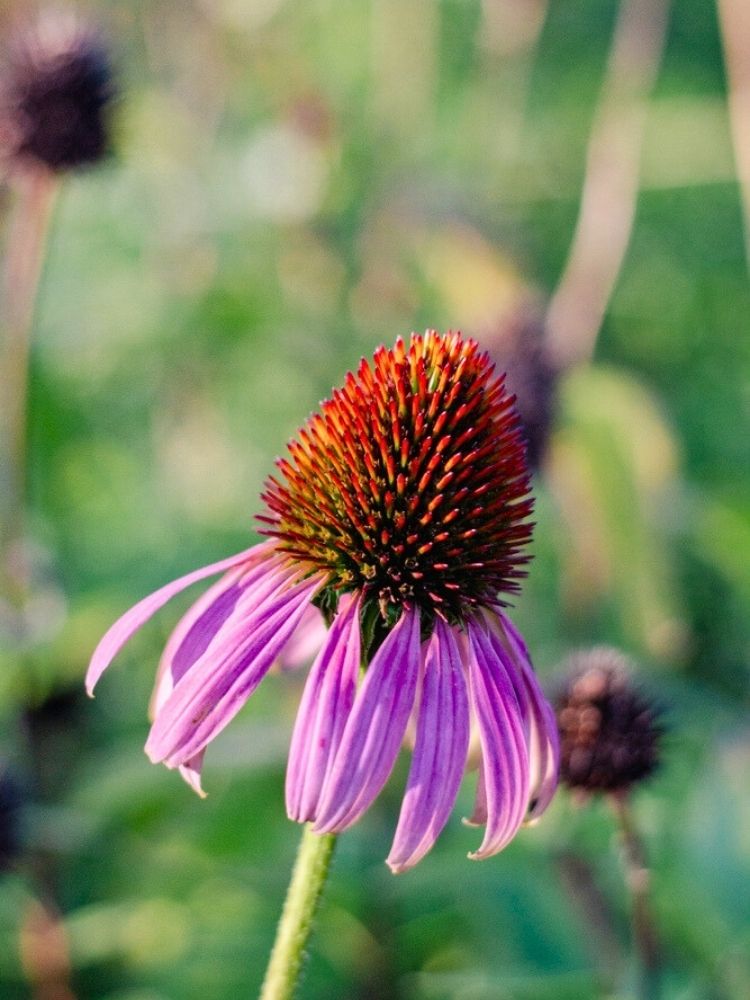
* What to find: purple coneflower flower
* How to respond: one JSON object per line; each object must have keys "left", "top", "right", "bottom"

{"left": 87, "top": 331, "right": 559, "bottom": 871}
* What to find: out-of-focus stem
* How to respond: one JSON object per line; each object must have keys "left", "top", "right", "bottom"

{"left": 19, "top": 896, "right": 77, "bottom": 1000}
{"left": 479, "top": 0, "right": 550, "bottom": 158}
{"left": 610, "top": 793, "right": 661, "bottom": 1000}
{"left": 557, "top": 849, "right": 623, "bottom": 979}
{"left": 544, "top": 0, "right": 671, "bottom": 369}
{"left": 717, "top": 0, "right": 750, "bottom": 271}
{"left": 1, "top": 168, "right": 58, "bottom": 608}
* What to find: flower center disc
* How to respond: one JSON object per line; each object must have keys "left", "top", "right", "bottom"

{"left": 260, "top": 331, "right": 533, "bottom": 626}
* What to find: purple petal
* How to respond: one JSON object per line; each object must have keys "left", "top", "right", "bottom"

{"left": 313, "top": 606, "right": 421, "bottom": 834}
{"left": 387, "top": 620, "right": 470, "bottom": 873}
{"left": 465, "top": 620, "right": 529, "bottom": 860}
{"left": 150, "top": 566, "right": 249, "bottom": 719}
{"left": 286, "top": 593, "right": 361, "bottom": 822}
{"left": 178, "top": 752, "right": 206, "bottom": 798}
{"left": 149, "top": 555, "right": 294, "bottom": 717}
{"left": 464, "top": 759, "right": 488, "bottom": 827}
{"left": 145, "top": 573, "right": 320, "bottom": 767}
{"left": 148, "top": 557, "right": 295, "bottom": 798}
{"left": 491, "top": 613, "right": 559, "bottom": 819}
{"left": 277, "top": 603, "right": 328, "bottom": 672}
{"left": 86, "top": 541, "right": 275, "bottom": 695}
{"left": 455, "top": 626, "right": 488, "bottom": 829}
{"left": 160, "top": 561, "right": 276, "bottom": 681}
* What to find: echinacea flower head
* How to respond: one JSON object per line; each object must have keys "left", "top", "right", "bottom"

{"left": 555, "top": 647, "right": 663, "bottom": 797}
{"left": 0, "top": 11, "right": 113, "bottom": 174}
{"left": 88, "top": 331, "right": 559, "bottom": 871}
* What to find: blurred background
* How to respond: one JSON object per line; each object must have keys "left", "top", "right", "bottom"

{"left": 0, "top": 0, "right": 748, "bottom": 997}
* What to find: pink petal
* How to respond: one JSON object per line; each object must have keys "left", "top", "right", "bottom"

{"left": 465, "top": 619, "right": 529, "bottom": 860}
{"left": 286, "top": 593, "right": 361, "bottom": 822}
{"left": 86, "top": 541, "right": 275, "bottom": 695}
{"left": 148, "top": 557, "right": 295, "bottom": 798}
{"left": 387, "top": 620, "right": 470, "bottom": 873}
{"left": 313, "top": 606, "right": 421, "bottom": 834}
{"left": 179, "top": 752, "right": 206, "bottom": 798}
{"left": 145, "top": 573, "right": 320, "bottom": 767}
{"left": 150, "top": 565, "right": 250, "bottom": 719}
{"left": 277, "top": 603, "right": 328, "bottom": 672}
{"left": 149, "top": 555, "right": 294, "bottom": 718}
{"left": 464, "top": 759, "right": 488, "bottom": 827}
{"left": 455, "top": 626, "right": 488, "bottom": 829}
{"left": 492, "top": 613, "right": 559, "bottom": 819}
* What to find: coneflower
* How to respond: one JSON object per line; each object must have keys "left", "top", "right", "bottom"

{"left": 88, "top": 331, "right": 559, "bottom": 872}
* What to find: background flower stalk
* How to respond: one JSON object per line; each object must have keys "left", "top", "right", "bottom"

{"left": 555, "top": 648, "right": 664, "bottom": 999}
{"left": 0, "top": 10, "right": 113, "bottom": 616}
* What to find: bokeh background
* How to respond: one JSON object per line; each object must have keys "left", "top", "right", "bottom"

{"left": 1, "top": 0, "right": 749, "bottom": 997}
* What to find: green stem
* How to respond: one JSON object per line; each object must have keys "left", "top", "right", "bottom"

{"left": 259, "top": 825, "right": 337, "bottom": 1000}
{"left": 1, "top": 167, "right": 59, "bottom": 609}
{"left": 610, "top": 794, "right": 661, "bottom": 1000}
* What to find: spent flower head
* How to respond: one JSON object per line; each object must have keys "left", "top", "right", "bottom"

{"left": 555, "top": 647, "right": 663, "bottom": 797}
{"left": 1, "top": 10, "right": 114, "bottom": 174}
{"left": 88, "top": 331, "right": 559, "bottom": 871}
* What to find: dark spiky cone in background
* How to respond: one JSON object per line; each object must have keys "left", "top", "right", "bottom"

{"left": 555, "top": 648, "right": 663, "bottom": 796}
{"left": 481, "top": 309, "right": 558, "bottom": 471}
{"left": 0, "top": 11, "right": 113, "bottom": 174}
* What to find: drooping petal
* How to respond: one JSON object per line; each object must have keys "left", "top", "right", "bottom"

{"left": 149, "top": 555, "right": 295, "bottom": 718}
{"left": 313, "top": 606, "right": 421, "bottom": 834}
{"left": 178, "top": 752, "right": 206, "bottom": 798}
{"left": 147, "top": 558, "right": 297, "bottom": 798}
{"left": 465, "top": 619, "right": 529, "bottom": 859}
{"left": 150, "top": 565, "right": 252, "bottom": 720}
{"left": 387, "top": 620, "right": 470, "bottom": 873}
{"left": 464, "top": 759, "right": 488, "bottom": 827}
{"left": 286, "top": 593, "right": 361, "bottom": 822}
{"left": 490, "top": 612, "right": 559, "bottom": 819}
{"left": 454, "top": 626, "right": 488, "bottom": 829}
{"left": 86, "top": 541, "right": 275, "bottom": 695}
{"left": 145, "top": 573, "right": 320, "bottom": 767}
{"left": 276, "top": 603, "right": 328, "bottom": 672}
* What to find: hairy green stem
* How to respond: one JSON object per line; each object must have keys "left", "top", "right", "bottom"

{"left": 259, "top": 825, "right": 337, "bottom": 1000}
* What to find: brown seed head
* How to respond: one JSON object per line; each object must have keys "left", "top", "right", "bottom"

{"left": 555, "top": 647, "right": 663, "bottom": 795}
{"left": 1, "top": 12, "right": 114, "bottom": 173}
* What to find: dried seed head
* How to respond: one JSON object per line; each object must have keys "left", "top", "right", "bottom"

{"left": 260, "top": 331, "right": 533, "bottom": 629}
{"left": 1, "top": 12, "right": 114, "bottom": 173}
{"left": 555, "top": 647, "right": 663, "bottom": 795}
